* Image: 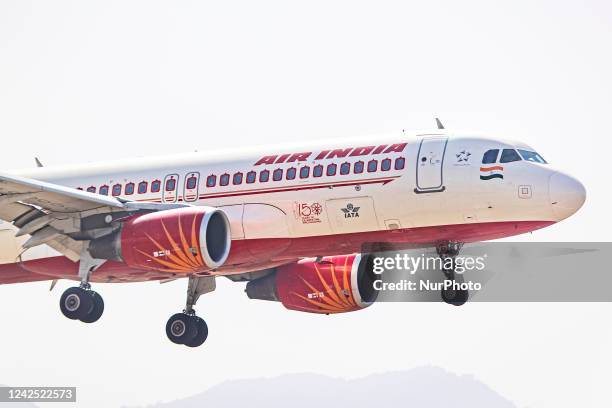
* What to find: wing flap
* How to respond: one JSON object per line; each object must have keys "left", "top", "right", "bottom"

{"left": 0, "top": 202, "right": 38, "bottom": 225}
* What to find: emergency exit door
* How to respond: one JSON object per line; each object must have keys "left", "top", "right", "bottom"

{"left": 162, "top": 174, "right": 179, "bottom": 203}
{"left": 415, "top": 136, "right": 448, "bottom": 193}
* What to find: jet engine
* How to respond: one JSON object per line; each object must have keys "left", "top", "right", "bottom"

{"left": 89, "top": 206, "right": 231, "bottom": 273}
{"left": 245, "top": 254, "right": 379, "bottom": 314}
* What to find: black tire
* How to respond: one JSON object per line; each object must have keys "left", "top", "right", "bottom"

{"left": 441, "top": 287, "right": 469, "bottom": 306}
{"left": 60, "top": 287, "right": 94, "bottom": 320}
{"left": 81, "top": 291, "right": 105, "bottom": 323}
{"left": 185, "top": 316, "right": 208, "bottom": 348}
{"left": 166, "top": 313, "right": 197, "bottom": 345}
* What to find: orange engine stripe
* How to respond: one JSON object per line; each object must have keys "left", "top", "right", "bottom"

{"left": 480, "top": 166, "right": 503, "bottom": 172}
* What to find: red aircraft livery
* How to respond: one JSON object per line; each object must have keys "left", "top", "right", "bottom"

{"left": 253, "top": 143, "right": 408, "bottom": 166}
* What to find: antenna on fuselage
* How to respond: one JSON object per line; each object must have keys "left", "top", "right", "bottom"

{"left": 435, "top": 118, "right": 445, "bottom": 130}
{"left": 34, "top": 157, "right": 43, "bottom": 167}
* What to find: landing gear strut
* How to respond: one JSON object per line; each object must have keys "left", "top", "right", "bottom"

{"left": 436, "top": 242, "right": 469, "bottom": 306}
{"left": 166, "top": 275, "right": 215, "bottom": 347}
{"left": 59, "top": 250, "right": 106, "bottom": 323}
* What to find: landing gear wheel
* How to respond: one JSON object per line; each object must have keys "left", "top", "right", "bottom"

{"left": 80, "top": 291, "right": 105, "bottom": 323}
{"left": 167, "top": 276, "right": 215, "bottom": 347}
{"left": 60, "top": 287, "right": 94, "bottom": 320}
{"left": 166, "top": 313, "right": 197, "bottom": 345}
{"left": 184, "top": 316, "right": 208, "bottom": 348}
{"left": 441, "top": 287, "right": 469, "bottom": 306}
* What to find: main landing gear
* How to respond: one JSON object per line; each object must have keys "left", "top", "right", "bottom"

{"left": 59, "top": 283, "right": 104, "bottom": 323}
{"left": 59, "top": 251, "right": 106, "bottom": 323}
{"left": 436, "top": 242, "right": 469, "bottom": 306}
{"left": 166, "top": 275, "right": 215, "bottom": 348}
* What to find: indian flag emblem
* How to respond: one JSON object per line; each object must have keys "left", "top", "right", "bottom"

{"left": 480, "top": 166, "right": 503, "bottom": 180}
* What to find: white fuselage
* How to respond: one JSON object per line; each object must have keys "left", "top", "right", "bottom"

{"left": 0, "top": 132, "right": 586, "bottom": 267}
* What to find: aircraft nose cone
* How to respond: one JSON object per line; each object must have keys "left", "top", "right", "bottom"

{"left": 549, "top": 172, "right": 586, "bottom": 221}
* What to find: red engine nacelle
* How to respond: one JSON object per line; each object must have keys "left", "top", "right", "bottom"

{"left": 90, "top": 207, "right": 231, "bottom": 273}
{"left": 246, "top": 254, "right": 379, "bottom": 314}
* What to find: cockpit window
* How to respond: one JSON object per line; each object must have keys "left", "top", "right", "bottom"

{"left": 500, "top": 149, "right": 521, "bottom": 163}
{"left": 518, "top": 149, "right": 547, "bottom": 164}
{"left": 482, "top": 149, "right": 499, "bottom": 164}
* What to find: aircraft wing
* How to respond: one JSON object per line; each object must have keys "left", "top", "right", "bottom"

{"left": 0, "top": 172, "right": 185, "bottom": 263}
{"left": 0, "top": 172, "right": 126, "bottom": 215}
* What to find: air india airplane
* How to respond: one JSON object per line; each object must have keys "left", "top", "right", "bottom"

{"left": 0, "top": 124, "right": 586, "bottom": 347}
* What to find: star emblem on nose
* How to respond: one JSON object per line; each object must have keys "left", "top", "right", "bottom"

{"left": 456, "top": 150, "right": 471, "bottom": 162}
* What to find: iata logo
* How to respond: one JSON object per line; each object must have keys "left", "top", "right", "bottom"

{"left": 341, "top": 203, "right": 360, "bottom": 218}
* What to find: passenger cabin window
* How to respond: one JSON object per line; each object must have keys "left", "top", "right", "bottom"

{"left": 138, "top": 181, "right": 148, "bottom": 194}
{"left": 300, "top": 166, "right": 310, "bottom": 179}
{"left": 151, "top": 180, "right": 161, "bottom": 193}
{"left": 354, "top": 161, "right": 364, "bottom": 174}
{"left": 246, "top": 171, "right": 256, "bottom": 184}
{"left": 340, "top": 162, "right": 350, "bottom": 175}
{"left": 165, "top": 178, "right": 176, "bottom": 191}
{"left": 273, "top": 169, "right": 283, "bottom": 181}
{"left": 206, "top": 175, "right": 216, "bottom": 187}
{"left": 394, "top": 157, "right": 406, "bottom": 170}
{"left": 518, "top": 149, "right": 547, "bottom": 164}
{"left": 367, "top": 160, "right": 377, "bottom": 172}
{"left": 112, "top": 184, "right": 122, "bottom": 196}
{"left": 233, "top": 172, "right": 243, "bottom": 185}
{"left": 259, "top": 170, "right": 270, "bottom": 182}
{"left": 286, "top": 167, "right": 296, "bottom": 180}
{"left": 500, "top": 149, "right": 521, "bottom": 163}
{"left": 125, "top": 182, "right": 135, "bottom": 195}
{"left": 326, "top": 163, "right": 337, "bottom": 176}
{"left": 313, "top": 165, "right": 323, "bottom": 177}
{"left": 186, "top": 176, "right": 198, "bottom": 189}
{"left": 220, "top": 174, "right": 230, "bottom": 186}
{"left": 482, "top": 149, "right": 499, "bottom": 164}
{"left": 87, "top": 186, "right": 96, "bottom": 193}
{"left": 99, "top": 185, "right": 109, "bottom": 195}
{"left": 381, "top": 159, "right": 391, "bottom": 171}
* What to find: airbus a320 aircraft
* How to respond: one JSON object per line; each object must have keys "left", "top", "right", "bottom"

{"left": 0, "top": 125, "right": 585, "bottom": 347}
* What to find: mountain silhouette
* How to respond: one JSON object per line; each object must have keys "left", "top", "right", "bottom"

{"left": 126, "top": 366, "right": 516, "bottom": 408}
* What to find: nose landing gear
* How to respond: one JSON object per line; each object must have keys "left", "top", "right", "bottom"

{"left": 437, "top": 242, "right": 469, "bottom": 306}
{"left": 165, "top": 275, "right": 215, "bottom": 348}
{"left": 440, "top": 283, "right": 469, "bottom": 306}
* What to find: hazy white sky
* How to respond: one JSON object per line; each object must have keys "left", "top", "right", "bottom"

{"left": 0, "top": 1, "right": 610, "bottom": 407}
